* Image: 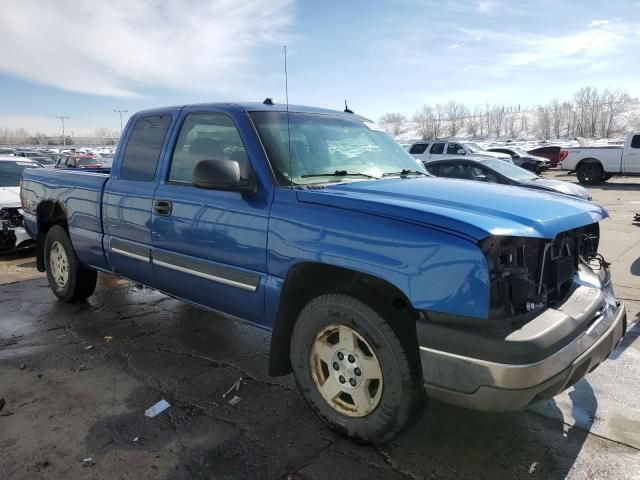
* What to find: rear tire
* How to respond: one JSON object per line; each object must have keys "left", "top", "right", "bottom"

{"left": 577, "top": 163, "right": 604, "bottom": 185}
{"left": 290, "top": 293, "right": 425, "bottom": 443}
{"left": 44, "top": 225, "right": 97, "bottom": 302}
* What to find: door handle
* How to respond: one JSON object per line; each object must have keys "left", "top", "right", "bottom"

{"left": 154, "top": 199, "right": 172, "bottom": 217}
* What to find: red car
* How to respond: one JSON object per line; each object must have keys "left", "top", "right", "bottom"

{"left": 54, "top": 154, "right": 103, "bottom": 169}
{"left": 527, "top": 146, "right": 566, "bottom": 168}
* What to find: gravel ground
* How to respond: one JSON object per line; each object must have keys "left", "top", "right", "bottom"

{"left": 0, "top": 170, "right": 639, "bottom": 479}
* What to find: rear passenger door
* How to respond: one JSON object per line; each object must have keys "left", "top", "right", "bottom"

{"left": 103, "top": 111, "right": 176, "bottom": 286}
{"left": 150, "top": 108, "right": 270, "bottom": 323}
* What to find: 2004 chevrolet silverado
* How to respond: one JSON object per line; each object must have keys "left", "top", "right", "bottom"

{"left": 20, "top": 102, "right": 627, "bottom": 442}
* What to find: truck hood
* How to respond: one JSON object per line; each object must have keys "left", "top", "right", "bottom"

{"left": 0, "top": 186, "right": 21, "bottom": 208}
{"left": 296, "top": 177, "right": 607, "bottom": 241}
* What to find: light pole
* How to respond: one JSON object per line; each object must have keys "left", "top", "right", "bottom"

{"left": 113, "top": 109, "right": 128, "bottom": 135}
{"left": 55, "top": 115, "right": 70, "bottom": 146}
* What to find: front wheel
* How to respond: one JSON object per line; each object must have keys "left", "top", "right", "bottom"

{"left": 577, "top": 163, "right": 604, "bottom": 185}
{"left": 290, "top": 294, "right": 424, "bottom": 443}
{"left": 44, "top": 225, "right": 97, "bottom": 302}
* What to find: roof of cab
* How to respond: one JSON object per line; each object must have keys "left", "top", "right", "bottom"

{"left": 134, "top": 102, "right": 369, "bottom": 120}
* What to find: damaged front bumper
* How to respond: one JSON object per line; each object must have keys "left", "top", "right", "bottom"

{"left": 1, "top": 223, "right": 34, "bottom": 253}
{"left": 417, "top": 263, "right": 626, "bottom": 411}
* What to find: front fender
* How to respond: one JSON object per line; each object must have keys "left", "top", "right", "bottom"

{"left": 267, "top": 190, "right": 490, "bottom": 320}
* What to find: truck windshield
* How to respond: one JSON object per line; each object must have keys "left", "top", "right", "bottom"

{"left": 250, "top": 111, "right": 425, "bottom": 185}
{"left": 0, "top": 161, "right": 42, "bottom": 187}
{"left": 463, "top": 143, "right": 485, "bottom": 153}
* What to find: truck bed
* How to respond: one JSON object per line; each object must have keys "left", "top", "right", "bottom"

{"left": 21, "top": 168, "right": 110, "bottom": 269}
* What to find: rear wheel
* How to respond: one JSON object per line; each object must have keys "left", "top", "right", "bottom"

{"left": 290, "top": 294, "right": 424, "bottom": 443}
{"left": 577, "top": 163, "right": 604, "bottom": 185}
{"left": 44, "top": 225, "right": 97, "bottom": 302}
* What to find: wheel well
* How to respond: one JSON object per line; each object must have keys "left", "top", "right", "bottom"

{"left": 35, "top": 201, "right": 68, "bottom": 271}
{"left": 269, "top": 263, "right": 420, "bottom": 376}
{"left": 576, "top": 158, "right": 602, "bottom": 170}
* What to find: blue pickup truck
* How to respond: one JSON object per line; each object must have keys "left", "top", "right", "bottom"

{"left": 21, "top": 102, "right": 626, "bottom": 442}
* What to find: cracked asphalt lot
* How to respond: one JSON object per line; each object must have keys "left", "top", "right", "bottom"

{"left": 1, "top": 171, "right": 640, "bottom": 479}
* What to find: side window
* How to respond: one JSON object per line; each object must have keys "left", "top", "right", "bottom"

{"left": 631, "top": 135, "right": 640, "bottom": 149}
{"left": 169, "top": 113, "right": 249, "bottom": 184}
{"left": 120, "top": 115, "right": 172, "bottom": 181}
{"left": 409, "top": 143, "right": 428, "bottom": 154}
{"left": 424, "top": 164, "right": 438, "bottom": 175}
{"left": 430, "top": 142, "right": 445, "bottom": 155}
{"left": 446, "top": 143, "right": 463, "bottom": 155}
{"left": 439, "top": 164, "right": 471, "bottom": 179}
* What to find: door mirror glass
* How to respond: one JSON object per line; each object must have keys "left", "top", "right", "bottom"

{"left": 192, "top": 159, "right": 255, "bottom": 192}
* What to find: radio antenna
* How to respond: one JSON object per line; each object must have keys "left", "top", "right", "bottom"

{"left": 284, "top": 45, "right": 293, "bottom": 188}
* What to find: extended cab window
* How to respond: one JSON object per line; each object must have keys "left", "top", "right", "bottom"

{"left": 631, "top": 135, "right": 640, "bottom": 149}
{"left": 430, "top": 143, "right": 445, "bottom": 154}
{"left": 169, "top": 114, "right": 249, "bottom": 184}
{"left": 409, "top": 143, "right": 428, "bottom": 154}
{"left": 120, "top": 115, "right": 171, "bottom": 181}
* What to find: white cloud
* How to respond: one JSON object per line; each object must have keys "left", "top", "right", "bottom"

{"left": 0, "top": 0, "right": 293, "bottom": 98}
{"left": 589, "top": 19, "right": 610, "bottom": 27}
{"left": 472, "top": 22, "right": 635, "bottom": 74}
{"left": 450, "top": 43, "right": 461, "bottom": 48}
{"left": 477, "top": 1, "right": 496, "bottom": 13}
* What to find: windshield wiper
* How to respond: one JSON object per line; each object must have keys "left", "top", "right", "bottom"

{"left": 382, "top": 169, "right": 429, "bottom": 177}
{"left": 301, "top": 170, "right": 376, "bottom": 179}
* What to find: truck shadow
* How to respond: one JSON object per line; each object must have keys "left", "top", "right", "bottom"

{"left": 388, "top": 382, "right": 597, "bottom": 480}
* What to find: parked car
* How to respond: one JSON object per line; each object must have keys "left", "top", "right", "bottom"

{"left": 487, "top": 147, "right": 550, "bottom": 172}
{"left": 559, "top": 133, "right": 640, "bottom": 184}
{"left": 0, "top": 156, "right": 41, "bottom": 252}
{"left": 527, "top": 146, "right": 563, "bottom": 168}
{"left": 0, "top": 148, "right": 16, "bottom": 156}
{"left": 21, "top": 102, "right": 626, "bottom": 443}
{"left": 423, "top": 157, "right": 591, "bottom": 200}
{"left": 54, "top": 154, "right": 104, "bottom": 169}
{"left": 409, "top": 140, "right": 513, "bottom": 163}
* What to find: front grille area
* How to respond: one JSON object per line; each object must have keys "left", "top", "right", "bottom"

{"left": 482, "top": 223, "right": 600, "bottom": 321}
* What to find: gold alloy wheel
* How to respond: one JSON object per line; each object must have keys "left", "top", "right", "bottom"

{"left": 309, "top": 324, "right": 383, "bottom": 417}
{"left": 49, "top": 240, "right": 69, "bottom": 288}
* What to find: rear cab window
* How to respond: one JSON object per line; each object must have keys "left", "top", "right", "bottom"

{"left": 120, "top": 115, "right": 172, "bottom": 181}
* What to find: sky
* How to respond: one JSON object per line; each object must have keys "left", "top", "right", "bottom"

{"left": 0, "top": 0, "right": 639, "bottom": 135}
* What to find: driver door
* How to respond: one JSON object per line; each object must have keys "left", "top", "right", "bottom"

{"left": 151, "top": 108, "right": 269, "bottom": 323}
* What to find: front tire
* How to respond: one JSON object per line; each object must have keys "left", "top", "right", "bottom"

{"left": 44, "top": 225, "right": 97, "bottom": 302}
{"left": 577, "top": 163, "right": 604, "bottom": 185}
{"left": 290, "top": 294, "right": 424, "bottom": 443}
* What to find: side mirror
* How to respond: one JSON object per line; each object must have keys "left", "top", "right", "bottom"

{"left": 192, "top": 159, "right": 256, "bottom": 193}
{"left": 457, "top": 149, "right": 466, "bottom": 155}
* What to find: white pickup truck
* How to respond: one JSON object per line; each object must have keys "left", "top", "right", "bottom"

{"left": 560, "top": 132, "right": 640, "bottom": 184}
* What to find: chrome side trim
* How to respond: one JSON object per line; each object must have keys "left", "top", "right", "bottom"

{"left": 153, "top": 259, "right": 258, "bottom": 292}
{"left": 111, "top": 247, "right": 150, "bottom": 263}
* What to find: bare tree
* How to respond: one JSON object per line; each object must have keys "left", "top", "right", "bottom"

{"left": 536, "top": 106, "right": 552, "bottom": 140}
{"left": 549, "top": 98, "right": 564, "bottom": 138}
{"left": 598, "top": 88, "right": 632, "bottom": 138}
{"left": 445, "top": 100, "right": 467, "bottom": 137}
{"left": 378, "top": 112, "right": 407, "bottom": 137}
{"left": 466, "top": 105, "right": 482, "bottom": 137}
{"left": 413, "top": 104, "right": 435, "bottom": 140}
